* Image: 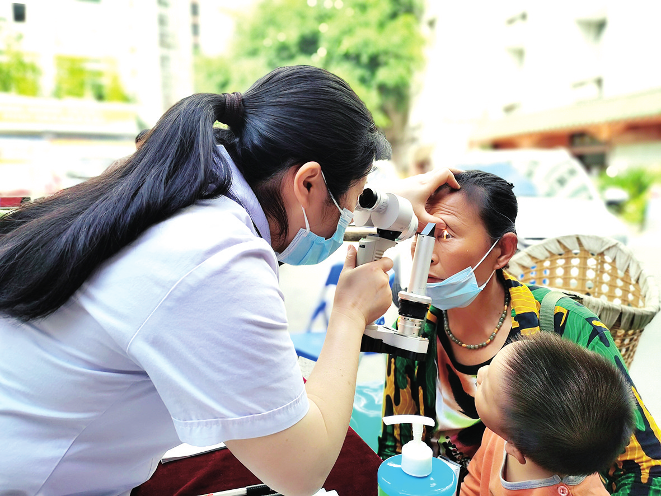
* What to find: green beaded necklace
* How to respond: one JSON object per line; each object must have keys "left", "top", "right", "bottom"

{"left": 442, "top": 292, "right": 511, "bottom": 350}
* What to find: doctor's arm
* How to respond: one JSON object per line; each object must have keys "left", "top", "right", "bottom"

{"left": 225, "top": 247, "right": 393, "bottom": 496}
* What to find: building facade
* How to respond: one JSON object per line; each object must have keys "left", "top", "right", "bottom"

{"left": 409, "top": 0, "right": 661, "bottom": 174}
{"left": 0, "top": 0, "right": 194, "bottom": 124}
{"left": 0, "top": 0, "right": 195, "bottom": 197}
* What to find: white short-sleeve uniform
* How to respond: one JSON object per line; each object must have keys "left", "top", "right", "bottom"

{"left": 0, "top": 147, "right": 309, "bottom": 496}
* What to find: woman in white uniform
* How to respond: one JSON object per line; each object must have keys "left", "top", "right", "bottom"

{"left": 0, "top": 65, "right": 457, "bottom": 496}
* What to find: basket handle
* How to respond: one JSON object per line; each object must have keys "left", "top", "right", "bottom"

{"left": 540, "top": 290, "right": 567, "bottom": 332}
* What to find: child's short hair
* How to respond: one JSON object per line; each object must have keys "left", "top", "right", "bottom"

{"left": 501, "top": 332, "right": 635, "bottom": 476}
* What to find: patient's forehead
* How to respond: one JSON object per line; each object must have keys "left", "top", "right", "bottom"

{"left": 427, "top": 189, "right": 486, "bottom": 231}
{"left": 427, "top": 187, "right": 467, "bottom": 211}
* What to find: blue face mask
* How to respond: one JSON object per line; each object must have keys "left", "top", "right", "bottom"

{"left": 426, "top": 240, "right": 498, "bottom": 310}
{"left": 276, "top": 178, "right": 353, "bottom": 266}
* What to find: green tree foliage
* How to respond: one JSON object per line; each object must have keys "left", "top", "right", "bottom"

{"left": 599, "top": 166, "right": 661, "bottom": 227}
{"left": 54, "top": 56, "right": 130, "bottom": 102}
{"left": 195, "top": 0, "right": 425, "bottom": 133}
{"left": 0, "top": 33, "right": 41, "bottom": 96}
{"left": 54, "top": 56, "right": 92, "bottom": 99}
{"left": 105, "top": 71, "right": 131, "bottom": 102}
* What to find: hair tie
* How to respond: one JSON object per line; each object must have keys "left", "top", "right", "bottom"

{"left": 222, "top": 92, "right": 244, "bottom": 130}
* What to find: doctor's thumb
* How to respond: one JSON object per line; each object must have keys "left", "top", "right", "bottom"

{"left": 344, "top": 245, "right": 357, "bottom": 270}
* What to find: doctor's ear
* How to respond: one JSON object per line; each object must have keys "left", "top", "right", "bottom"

{"left": 292, "top": 162, "right": 324, "bottom": 207}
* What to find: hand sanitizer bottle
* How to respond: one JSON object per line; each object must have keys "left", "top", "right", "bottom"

{"left": 378, "top": 415, "right": 457, "bottom": 496}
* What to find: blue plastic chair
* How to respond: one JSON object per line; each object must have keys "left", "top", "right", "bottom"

{"left": 290, "top": 263, "right": 394, "bottom": 361}
{"left": 290, "top": 262, "right": 344, "bottom": 361}
{"left": 290, "top": 263, "right": 389, "bottom": 452}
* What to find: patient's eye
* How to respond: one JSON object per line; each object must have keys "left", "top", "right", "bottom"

{"left": 438, "top": 229, "right": 452, "bottom": 240}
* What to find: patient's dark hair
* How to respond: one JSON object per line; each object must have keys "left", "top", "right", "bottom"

{"left": 427, "top": 170, "right": 517, "bottom": 242}
{"left": 0, "top": 65, "right": 389, "bottom": 321}
{"left": 501, "top": 332, "right": 635, "bottom": 476}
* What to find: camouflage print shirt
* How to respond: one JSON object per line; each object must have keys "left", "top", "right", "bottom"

{"left": 378, "top": 270, "right": 661, "bottom": 496}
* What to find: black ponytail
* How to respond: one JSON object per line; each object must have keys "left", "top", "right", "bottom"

{"left": 0, "top": 65, "right": 389, "bottom": 321}
{"left": 0, "top": 93, "right": 239, "bottom": 321}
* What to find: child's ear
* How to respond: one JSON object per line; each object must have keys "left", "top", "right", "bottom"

{"left": 504, "top": 440, "right": 526, "bottom": 465}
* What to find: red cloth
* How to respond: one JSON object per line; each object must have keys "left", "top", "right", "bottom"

{"left": 131, "top": 427, "right": 381, "bottom": 495}
{"left": 0, "top": 197, "right": 27, "bottom": 207}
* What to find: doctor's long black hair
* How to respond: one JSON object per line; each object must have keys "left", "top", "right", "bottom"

{"left": 0, "top": 65, "right": 390, "bottom": 321}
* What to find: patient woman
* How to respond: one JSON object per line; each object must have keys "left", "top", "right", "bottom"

{"left": 378, "top": 170, "right": 661, "bottom": 495}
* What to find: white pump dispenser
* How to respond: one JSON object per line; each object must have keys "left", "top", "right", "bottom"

{"left": 382, "top": 415, "right": 435, "bottom": 477}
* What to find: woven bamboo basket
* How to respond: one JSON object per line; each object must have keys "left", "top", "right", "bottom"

{"left": 508, "top": 234, "right": 660, "bottom": 368}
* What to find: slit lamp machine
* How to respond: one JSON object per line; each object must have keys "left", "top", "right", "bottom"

{"left": 350, "top": 188, "right": 436, "bottom": 362}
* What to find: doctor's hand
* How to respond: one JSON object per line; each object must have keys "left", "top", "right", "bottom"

{"left": 391, "top": 167, "right": 461, "bottom": 231}
{"left": 332, "top": 245, "right": 393, "bottom": 329}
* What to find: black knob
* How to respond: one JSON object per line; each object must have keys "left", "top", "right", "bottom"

{"left": 358, "top": 188, "right": 377, "bottom": 209}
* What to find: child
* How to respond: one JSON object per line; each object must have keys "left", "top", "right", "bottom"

{"left": 461, "top": 332, "right": 635, "bottom": 496}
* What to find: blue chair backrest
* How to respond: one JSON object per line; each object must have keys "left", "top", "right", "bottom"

{"left": 307, "top": 263, "right": 395, "bottom": 331}
{"left": 326, "top": 262, "right": 344, "bottom": 286}
{"left": 306, "top": 262, "right": 344, "bottom": 331}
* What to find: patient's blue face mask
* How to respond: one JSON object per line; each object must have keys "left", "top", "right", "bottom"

{"left": 276, "top": 175, "right": 353, "bottom": 266}
{"left": 426, "top": 239, "right": 499, "bottom": 310}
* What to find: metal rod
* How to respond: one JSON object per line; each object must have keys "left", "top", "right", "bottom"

{"left": 343, "top": 226, "right": 377, "bottom": 242}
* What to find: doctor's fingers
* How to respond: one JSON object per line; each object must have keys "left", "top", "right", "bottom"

{"left": 337, "top": 257, "right": 392, "bottom": 299}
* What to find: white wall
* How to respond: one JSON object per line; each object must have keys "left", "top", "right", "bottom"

{"left": 610, "top": 143, "right": 661, "bottom": 170}
{"left": 487, "top": 0, "right": 661, "bottom": 114}
{"left": 602, "top": 0, "right": 661, "bottom": 97}
{"left": 407, "top": 0, "right": 502, "bottom": 167}
{"left": 197, "top": 0, "right": 242, "bottom": 57}
{"left": 409, "top": 0, "right": 661, "bottom": 168}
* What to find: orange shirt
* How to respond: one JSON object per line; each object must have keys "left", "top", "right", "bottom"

{"left": 461, "top": 429, "right": 608, "bottom": 496}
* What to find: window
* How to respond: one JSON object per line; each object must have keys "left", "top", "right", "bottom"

{"left": 502, "top": 102, "right": 521, "bottom": 115}
{"left": 506, "top": 47, "right": 525, "bottom": 69}
{"left": 570, "top": 133, "right": 604, "bottom": 148}
{"left": 158, "top": 13, "right": 168, "bottom": 28}
{"left": 577, "top": 18, "right": 607, "bottom": 44}
{"left": 191, "top": 2, "right": 199, "bottom": 16}
{"left": 505, "top": 11, "right": 526, "bottom": 25}
{"left": 503, "top": 10, "right": 526, "bottom": 55}
{"left": 572, "top": 77, "right": 603, "bottom": 102}
{"left": 574, "top": 15, "right": 606, "bottom": 85}
{"left": 570, "top": 133, "right": 607, "bottom": 176}
{"left": 158, "top": 13, "right": 171, "bottom": 48}
{"left": 575, "top": 152, "right": 606, "bottom": 175}
{"left": 192, "top": 23, "right": 199, "bottom": 36}
{"left": 13, "top": 3, "right": 26, "bottom": 22}
{"left": 575, "top": 4, "right": 607, "bottom": 44}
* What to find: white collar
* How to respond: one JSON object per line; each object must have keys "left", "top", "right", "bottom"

{"left": 499, "top": 447, "right": 587, "bottom": 490}
{"left": 217, "top": 145, "right": 271, "bottom": 245}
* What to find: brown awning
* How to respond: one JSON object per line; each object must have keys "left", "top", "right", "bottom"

{"left": 471, "top": 87, "right": 661, "bottom": 143}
